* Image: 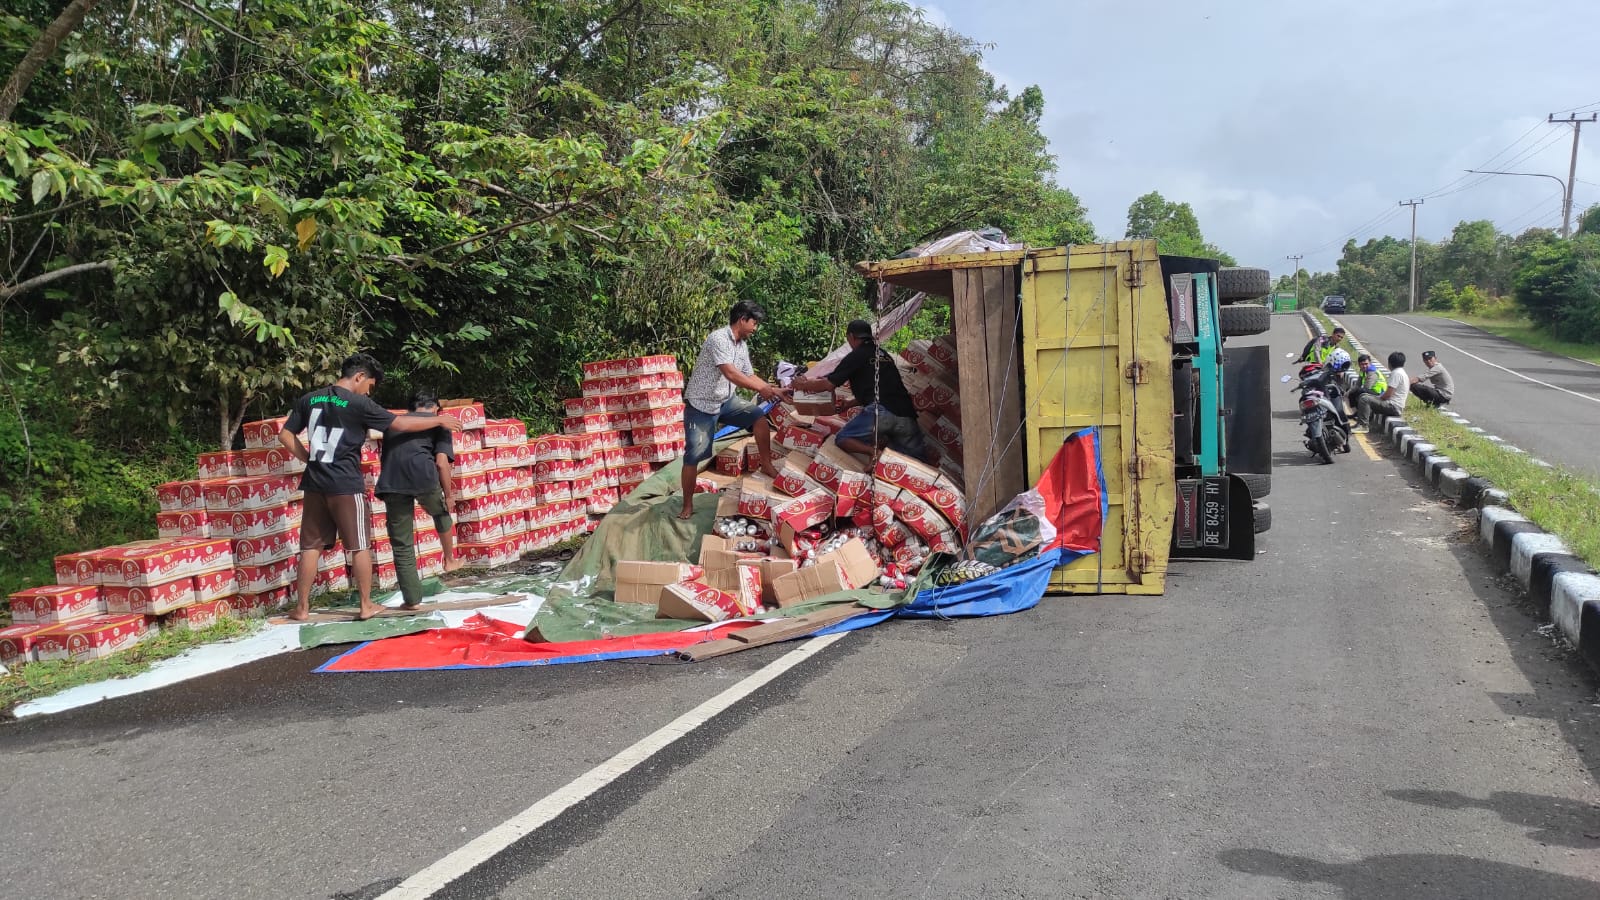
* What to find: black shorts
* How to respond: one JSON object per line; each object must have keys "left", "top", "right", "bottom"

{"left": 299, "top": 491, "right": 373, "bottom": 552}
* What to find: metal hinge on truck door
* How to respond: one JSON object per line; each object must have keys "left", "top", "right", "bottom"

{"left": 1127, "top": 549, "right": 1152, "bottom": 574}
{"left": 1126, "top": 455, "right": 1158, "bottom": 480}
{"left": 1125, "top": 259, "right": 1145, "bottom": 288}
{"left": 1125, "top": 360, "right": 1149, "bottom": 384}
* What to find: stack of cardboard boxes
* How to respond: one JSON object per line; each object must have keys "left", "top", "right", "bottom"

{"left": 611, "top": 334, "right": 970, "bottom": 624}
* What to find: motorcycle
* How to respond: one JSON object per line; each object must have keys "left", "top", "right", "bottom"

{"left": 1284, "top": 363, "right": 1351, "bottom": 464}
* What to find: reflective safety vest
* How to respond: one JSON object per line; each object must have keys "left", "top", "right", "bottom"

{"left": 1310, "top": 342, "right": 1334, "bottom": 364}
{"left": 1359, "top": 366, "right": 1388, "bottom": 394}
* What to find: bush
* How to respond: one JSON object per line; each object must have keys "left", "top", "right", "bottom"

{"left": 1454, "top": 284, "right": 1488, "bottom": 315}
{"left": 1427, "top": 279, "right": 1458, "bottom": 311}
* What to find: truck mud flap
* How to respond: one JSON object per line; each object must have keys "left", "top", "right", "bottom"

{"left": 1171, "top": 474, "right": 1257, "bottom": 561}
{"left": 1224, "top": 345, "right": 1272, "bottom": 478}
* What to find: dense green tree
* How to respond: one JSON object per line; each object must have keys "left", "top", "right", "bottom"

{"left": 1123, "top": 190, "right": 1234, "bottom": 264}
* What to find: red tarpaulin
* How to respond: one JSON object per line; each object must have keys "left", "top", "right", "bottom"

{"left": 316, "top": 614, "right": 761, "bottom": 673}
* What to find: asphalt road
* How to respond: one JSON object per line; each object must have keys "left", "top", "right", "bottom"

{"left": 1340, "top": 314, "right": 1600, "bottom": 480}
{"left": 3, "top": 317, "right": 1598, "bottom": 899}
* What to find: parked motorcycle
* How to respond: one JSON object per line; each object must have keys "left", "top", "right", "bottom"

{"left": 1283, "top": 363, "right": 1351, "bottom": 464}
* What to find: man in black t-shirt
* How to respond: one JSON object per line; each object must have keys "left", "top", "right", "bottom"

{"left": 377, "top": 390, "right": 460, "bottom": 609}
{"left": 280, "top": 354, "right": 461, "bottom": 621}
{"left": 791, "top": 319, "right": 933, "bottom": 462}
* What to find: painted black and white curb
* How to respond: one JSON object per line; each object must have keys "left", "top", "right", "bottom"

{"left": 1307, "top": 311, "right": 1600, "bottom": 674}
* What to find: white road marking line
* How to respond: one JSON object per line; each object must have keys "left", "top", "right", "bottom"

{"left": 1380, "top": 316, "right": 1600, "bottom": 406}
{"left": 376, "top": 632, "right": 851, "bottom": 900}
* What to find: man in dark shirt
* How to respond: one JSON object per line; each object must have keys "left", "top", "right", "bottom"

{"left": 791, "top": 319, "right": 933, "bottom": 462}
{"left": 377, "top": 390, "right": 460, "bottom": 610}
{"left": 280, "top": 354, "right": 461, "bottom": 621}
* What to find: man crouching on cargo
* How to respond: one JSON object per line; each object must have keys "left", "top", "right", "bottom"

{"left": 280, "top": 354, "right": 461, "bottom": 621}
{"left": 790, "top": 319, "right": 936, "bottom": 465}
{"left": 377, "top": 390, "right": 462, "bottom": 611}
{"left": 679, "top": 300, "right": 786, "bottom": 519}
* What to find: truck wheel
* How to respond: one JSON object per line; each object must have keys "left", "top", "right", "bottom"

{"left": 1219, "top": 303, "right": 1271, "bottom": 337}
{"left": 1253, "top": 501, "right": 1271, "bottom": 534}
{"left": 1218, "top": 267, "right": 1271, "bottom": 302}
{"left": 1236, "top": 471, "right": 1271, "bottom": 499}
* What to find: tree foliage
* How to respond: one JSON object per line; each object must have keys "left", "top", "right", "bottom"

{"left": 0, "top": 0, "right": 1096, "bottom": 448}
{"left": 1123, "top": 190, "right": 1235, "bottom": 265}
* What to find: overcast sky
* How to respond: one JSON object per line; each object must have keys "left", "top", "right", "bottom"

{"left": 923, "top": 0, "right": 1600, "bottom": 280}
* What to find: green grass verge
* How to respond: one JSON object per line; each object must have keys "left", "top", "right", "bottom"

{"left": 1406, "top": 406, "right": 1600, "bottom": 571}
{"left": 1418, "top": 311, "right": 1600, "bottom": 365}
{"left": 1, "top": 616, "right": 260, "bottom": 715}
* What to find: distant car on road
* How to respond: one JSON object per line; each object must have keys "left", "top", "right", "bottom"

{"left": 1321, "top": 295, "right": 1347, "bottom": 314}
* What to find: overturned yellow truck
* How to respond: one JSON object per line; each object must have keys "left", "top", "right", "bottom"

{"left": 857, "top": 240, "right": 1273, "bottom": 595}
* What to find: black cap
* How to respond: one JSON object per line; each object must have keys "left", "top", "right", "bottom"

{"left": 1422, "top": 350, "right": 1437, "bottom": 360}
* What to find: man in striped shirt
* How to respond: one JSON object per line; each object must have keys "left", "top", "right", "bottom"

{"left": 679, "top": 301, "right": 785, "bottom": 519}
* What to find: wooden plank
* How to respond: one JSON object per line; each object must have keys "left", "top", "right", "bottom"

{"left": 677, "top": 603, "right": 864, "bottom": 662}
{"left": 985, "top": 265, "right": 1026, "bottom": 524}
{"left": 954, "top": 268, "right": 999, "bottom": 522}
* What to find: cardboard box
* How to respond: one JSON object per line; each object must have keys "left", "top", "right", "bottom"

{"left": 531, "top": 434, "right": 574, "bottom": 462}
{"left": 833, "top": 469, "right": 874, "bottom": 518}
{"left": 452, "top": 448, "right": 495, "bottom": 476}
{"left": 202, "top": 475, "right": 299, "bottom": 514}
{"left": 620, "top": 388, "right": 682, "bottom": 412}
{"left": 235, "top": 558, "right": 297, "bottom": 594}
{"left": 451, "top": 429, "right": 485, "bottom": 453}
{"left": 213, "top": 502, "right": 302, "bottom": 540}
{"left": 240, "top": 446, "right": 306, "bottom": 478}
{"left": 53, "top": 614, "right": 149, "bottom": 662}
{"left": 625, "top": 354, "right": 678, "bottom": 376}
{"left": 167, "top": 538, "right": 232, "bottom": 575}
{"left": 162, "top": 598, "right": 233, "bottom": 632}
{"left": 771, "top": 459, "right": 822, "bottom": 497}
{"left": 656, "top": 581, "right": 744, "bottom": 622}
{"left": 772, "top": 488, "right": 835, "bottom": 533}
{"left": 483, "top": 418, "right": 528, "bottom": 448}
{"left": 156, "top": 480, "right": 209, "bottom": 512}
{"left": 627, "top": 404, "right": 684, "bottom": 429}
{"left": 96, "top": 541, "right": 186, "bottom": 588}
{"left": 698, "top": 535, "right": 763, "bottom": 571}
{"left": 582, "top": 357, "right": 628, "bottom": 380}
{"left": 776, "top": 424, "right": 825, "bottom": 454}
{"left": 456, "top": 515, "right": 506, "bottom": 544}
{"left": 614, "top": 560, "right": 705, "bottom": 604}
{"left": 772, "top": 560, "right": 852, "bottom": 608}
{"left": 495, "top": 443, "right": 533, "bottom": 469}
{"left": 440, "top": 400, "right": 486, "bottom": 431}
{"left": 449, "top": 471, "right": 490, "bottom": 500}
{"left": 806, "top": 441, "right": 869, "bottom": 492}
{"left": 752, "top": 558, "right": 795, "bottom": 608}
{"left": 242, "top": 416, "right": 291, "bottom": 449}
{"left": 874, "top": 449, "right": 943, "bottom": 499}
{"left": 900, "top": 340, "right": 932, "bottom": 368}
{"left": 196, "top": 450, "right": 243, "bottom": 479}
{"left": 0, "top": 623, "right": 51, "bottom": 666}
{"left": 229, "top": 530, "right": 299, "bottom": 568}
{"left": 632, "top": 422, "right": 685, "bottom": 446}
{"left": 156, "top": 510, "right": 211, "bottom": 540}
{"left": 192, "top": 568, "right": 237, "bottom": 604}
{"left": 791, "top": 390, "right": 837, "bottom": 416}
{"left": 232, "top": 588, "right": 289, "bottom": 618}
{"left": 702, "top": 564, "right": 762, "bottom": 615}
{"left": 8, "top": 585, "right": 102, "bottom": 625}
{"left": 103, "top": 577, "right": 194, "bottom": 616}
{"left": 737, "top": 474, "right": 783, "bottom": 520}
{"left": 53, "top": 551, "right": 102, "bottom": 586}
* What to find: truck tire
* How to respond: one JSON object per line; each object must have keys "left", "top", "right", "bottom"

{"left": 1236, "top": 471, "right": 1271, "bottom": 499}
{"left": 1218, "top": 267, "right": 1271, "bottom": 302}
{"left": 1219, "top": 303, "right": 1271, "bottom": 337}
{"left": 1253, "top": 501, "right": 1271, "bottom": 534}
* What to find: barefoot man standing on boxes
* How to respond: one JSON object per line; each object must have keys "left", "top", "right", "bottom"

{"left": 679, "top": 301, "right": 785, "bottom": 520}
{"left": 280, "top": 354, "right": 461, "bottom": 621}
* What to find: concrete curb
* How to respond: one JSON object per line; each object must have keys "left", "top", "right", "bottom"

{"left": 1324, "top": 314, "right": 1600, "bottom": 675}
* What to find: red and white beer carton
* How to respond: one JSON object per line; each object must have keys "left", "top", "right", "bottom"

{"left": 483, "top": 418, "right": 528, "bottom": 448}
{"left": 372, "top": 560, "right": 398, "bottom": 591}
{"left": 900, "top": 340, "right": 932, "bottom": 368}
{"left": 456, "top": 515, "right": 506, "bottom": 544}
{"left": 44, "top": 614, "right": 148, "bottom": 662}
{"left": 156, "top": 509, "right": 211, "bottom": 540}
{"left": 440, "top": 400, "right": 486, "bottom": 431}
{"left": 631, "top": 422, "right": 685, "bottom": 446}
{"left": 913, "top": 383, "right": 959, "bottom": 417}
{"left": 495, "top": 443, "right": 532, "bottom": 469}
{"left": 202, "top": 475, "right": 298, "bottom": 514}
{"left": 804, "top": 442, "right": 864, "bottom": 493}
{"left": 231, "top": 530, "right": 298, "bottom": 567}
{"left": 657, "top": 581, "right": 744, "bottom": 622}
{"left": 368, "top": 535, "right": 394, "bottom": 565}
{"left": 232, "top": 588, "right": 288, "bottom": 618}
{"left": 924, "top": 482, "right": 968, "bottom": 535}
{"left": 570, "top": 473, "right": 597, "bottom": 499}
{"left": 625, "top": 354, "right": 677, "bottom": 376}
{"left": 451, "top": 494, "right": 499, "bottom": 524}
{"left": 168, "top": 538, "right": 232, "bottom": 575}
{"left": 563, "top": 413, "right": 611, "bottom": 435}
{"left": 533, "top": 458, "right": 575, "bottom": 485}
{"left": 103, "top": 577, "right": 196, "bottom": 616}
{"left": 581, "top": 358, "right": 628, "bottom": 380}
{"left": 96, "top": 541, "right": 188, "bottom": 588}
{"left": 312, "top": 566, "right": 349, "bottom": 595}
{"left": 776, "top": 424, "right": 825, "bottom": 454}
{"left": 214, "top": 501, "right": 302, "bottom": 540}
{"left": 452, "top": 448, "right": 494, "bottom": 476}
{"left": 162, "top": 598, "right": 233, "bottom": 632}
{"left": 451, "top": 429, "right": 485, "bottom": 454}
{"left": 240, "top": 446, "right": 307, "bottom": 478}
{"left": 54, "top": 551, "right": 102, "bottom": 586}
{"left": 569, "top": 433, "right": 600, "bottom": 458}
{"left": 457, "top": 539, "right": 519, "bottom": 569}
{"left": 485, "top": 466, "right": 519, "bottom": 495}
{"left": 0, "top": 623, "right": 51, "bottom": 666}
{"left": 235, "top": 558, "right": 297, "bottom": 594}
{"left": 156, "top": 479, "right": 210, "bottom": 512}
{"left": 928, "top": 334, "right": 958, "bottom": 368}
{"left": 502, "top": 511, "right": 531, "bottom": 537}
{"left": 531, "top": 434, "right": 573, "bottom": 462}
{"left": 772, "top": 488, "right": 835, "bottom": 533}
{"left": 628, "top": 404, "right": 684, "bottom": 429}
{"left": 834, "top": 469, "right": 874, "bottom": 519}
{"left": 771, "top": 459, "right": 823, "bottom": 497}
{"left": 586, "top": 487, "right": 619, "bottom": 516}
{"left": 417, "top": 548, "right": 446, "bottom": 578}
{"left": 874, "top": 449, "right": 942, "bottom": 500}
{"left": 242, "top": 416, "right": 290, "bottom": 449}
{"left": 449, "top": 471, "right": 489, "bottom": 501}
{"left": 621, "top": 388, "right": 682, "bottom": 412}
{"left": 594, "top": 429, "right": 628, "bottom": 451}
{"left": 192, "top": 568, "right": 237, "bottom": 604}
{"left": 737, "top": 475, "right": 782, "bottom": 520}
{"left": 534, "top": 479, "right": 573, "bottom": 504}
{"left": 8, "top": 585, "right": 102, "bottom": 625}
{"left": 196, "top": 450, "right": 243, "bottom": 479}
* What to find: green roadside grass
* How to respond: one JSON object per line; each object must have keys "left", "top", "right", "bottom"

{"left": 1, "top": 617, "right": 260, "bottom": 715}
{"left": 1418, "top": 311, "right": 1600, "bottom": 366}
{"left": 1406, "top": 406, "right": 1600, "bottom": 572}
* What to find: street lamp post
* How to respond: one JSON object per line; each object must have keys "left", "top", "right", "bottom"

{"left": 1465, "top": 169, "right": 1573, "bottom": 237}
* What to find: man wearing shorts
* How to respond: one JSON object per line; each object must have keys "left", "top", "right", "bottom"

{"left": 280, "top": 354, "right": 461, "bottom": 621}
{"left": 377, "top": 389, "right": 461, "bottom": 611}
{"left": 678, "top": 301, "right": 785, "bottom": 519}
{"left": 791, "top": 319, "right": 934, "bottom": 463}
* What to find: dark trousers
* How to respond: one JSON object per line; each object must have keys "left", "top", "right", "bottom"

{"left": 1357, "top": 395, "right": 1402, "bottom": 427}
{"left": 382, "top": 490, "right": 452, "bottom": 606}
{"left": 1411, "top": 383, "right": 1449, "bottom": 407}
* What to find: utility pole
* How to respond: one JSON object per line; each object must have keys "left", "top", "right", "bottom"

{"left": 1548, "top": 112, "right": 1596, "bottom": 238}
{"left": 1286, "top": 254, "right": 1303, "bottom": 308}
{"left": 1399, "top": 199, "right": 1423, "bottom": 312}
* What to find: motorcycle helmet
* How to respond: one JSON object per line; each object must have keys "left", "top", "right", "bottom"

{"left": 1328, "top": 348, "right": 1352, "bottom": 372}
